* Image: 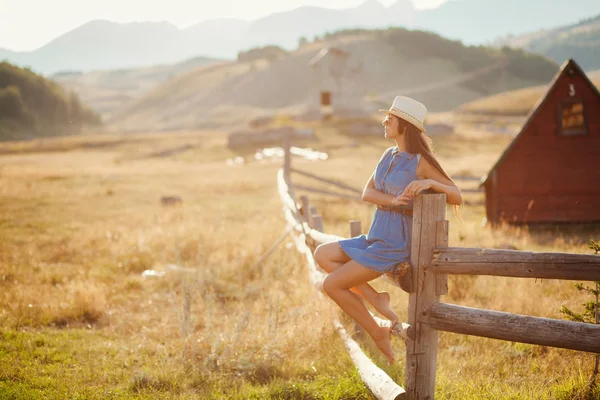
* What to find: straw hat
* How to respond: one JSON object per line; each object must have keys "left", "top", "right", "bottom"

{"left": 379, "top": 96, "right": 427, "bottom": 132}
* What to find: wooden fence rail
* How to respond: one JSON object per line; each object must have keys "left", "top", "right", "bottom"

{"left": 432, "top": 247, "right": 600, "bottom": 281}
{"left": 278, "top": 140, "right": 600, "bottom": 400}
{"left": 428, "top": 303, "right": 600, "bottom": 354}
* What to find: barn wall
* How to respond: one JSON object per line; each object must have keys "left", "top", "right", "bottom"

{"left": 484, "top": 182, "right": 493, "bottom": 222}
{"left": 495, "top": 195, "right": 600, "bottom": 223}
{"left": 492, "top": 64, "right": 600, "bottom": 223}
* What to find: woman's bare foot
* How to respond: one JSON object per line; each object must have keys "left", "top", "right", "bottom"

{"left": 372, "top": 326, "right": 395, "bottom": 365}
{"left": 373, "top": 292, "right": 399, "bottom": 326}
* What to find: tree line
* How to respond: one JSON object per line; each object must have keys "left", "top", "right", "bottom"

{"left": 0, "top": 62, "right": 102, "bottom": 140}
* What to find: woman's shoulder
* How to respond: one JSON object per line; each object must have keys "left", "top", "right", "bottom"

{"left": 378, "top": 147, "right": 395, "bottom": 162}
{"left": 384, "top": 146, "right": 397, "bottom": 157}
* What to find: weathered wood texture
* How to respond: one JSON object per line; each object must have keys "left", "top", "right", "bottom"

{"left": 428, "top": 303, "right": 600, "bottom": 354}
{"left": 300, "top": 195, "right": 310, "bottom": 222}
{"left": 350, "top": 220, "right": 362, "bottom": 238}
{"left": 432, "top": 247, "right": 600, "bottom": 281}
{"left": 435, "top": 220, "right": 449, "bottom": 296}
{"left": 308, "top": 205, "right": 319, "bottom": 226}
{"left": 405, "top": 194, "right": 447, "bottom": 400}
{"left": 311, "top": 215, "right": 324, "bottom": 232}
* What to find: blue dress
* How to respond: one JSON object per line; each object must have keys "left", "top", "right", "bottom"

{"left": 338, "top": 147, "right": 420, "bottom": 273}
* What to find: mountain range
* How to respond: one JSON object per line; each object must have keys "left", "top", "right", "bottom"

{"left": 2, "top": 0, "right": 600, "bottom": 74}
{"left": 494, "top": 14, "right": 600, "bottom": 71}
{"left": 106, "top": 28, "right": 559, "bottom": 132}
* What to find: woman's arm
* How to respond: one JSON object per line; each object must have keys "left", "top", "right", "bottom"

{"left": 362, "top": 173, "right": 411, "bottom": 207}
{"left": 405, "top": 157, "right": 463, "bottom": 205}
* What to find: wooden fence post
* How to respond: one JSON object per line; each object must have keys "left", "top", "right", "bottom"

{"left": 435, "top": 220, "right": 449, "bottom": 296}
{"left": 309, "top": 205, "right": 319, "bottom": 227}
{"left": 312, "top": 215, "right": 324, "bottom": 233}
{"left": 405, "top": 194, "right": 447, "bottom": 399}
{"left": 300, "top": 195, "right": 310, "bottom": 222}
{"left": 283, "top": 134, "right": 291, "bottom": 178}
{"left": 350, "top": 220, "right": 362, "bottom": 238}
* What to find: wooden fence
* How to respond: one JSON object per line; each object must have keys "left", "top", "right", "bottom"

{"left": 277, "top": 138, "right": 600, "bottom": 400}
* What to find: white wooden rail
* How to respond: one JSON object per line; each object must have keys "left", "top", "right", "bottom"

{"left": 278, "top": 138, "right": 600, "bottom": 400}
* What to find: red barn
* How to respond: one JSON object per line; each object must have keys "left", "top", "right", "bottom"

{"left": 482, "top": 59, "right": 600, "bottom": 224}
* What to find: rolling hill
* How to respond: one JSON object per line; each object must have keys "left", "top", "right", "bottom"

{"left": 495, "top": 14, "right": 600, "bottom": 71}
{"left": 52, "top": 56, "right": 220, "bottom": 119}
{"left": 0, "top": 20, "right": 201, "bottom": 74}
{"left": 457, "top": 69, "right": 600, "bottom": 116}
{"left": 0, "top": 62, "right": 101, "bottom": 140}
{"left": 107, "top": 28, "right": 559, "bottom": 132}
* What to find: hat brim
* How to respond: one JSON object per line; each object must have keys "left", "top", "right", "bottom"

{"left": 378, "top": 109, "right": 426, "bottom": 132}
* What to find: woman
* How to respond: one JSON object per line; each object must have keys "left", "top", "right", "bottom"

{"left": 313, "top": 96, "right": 462, "bottom": 365}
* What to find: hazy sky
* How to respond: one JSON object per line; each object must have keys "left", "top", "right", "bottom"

{"left": 0, "top": 0, "right": 446, "bottom": 51}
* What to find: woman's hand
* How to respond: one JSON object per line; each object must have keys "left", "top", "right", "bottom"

{"left": 402, "top": 179, "right": 433, "bottom": 199}
{"left": 392, "top": 193, "right": 411, "bottom": 206}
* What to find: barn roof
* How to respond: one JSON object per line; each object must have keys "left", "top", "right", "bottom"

{"left": 480, "top": 58, "right": 600, "bottom": 186}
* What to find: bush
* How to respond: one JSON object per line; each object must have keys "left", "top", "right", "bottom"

{"left": 237, "top": 46, "right": 289, "bottom": 63}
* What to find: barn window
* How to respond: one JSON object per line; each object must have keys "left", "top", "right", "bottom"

{"left": 558, "top": 99, "right": 587, "bottom": 136}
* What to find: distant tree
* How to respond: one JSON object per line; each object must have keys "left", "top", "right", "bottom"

{"left": 68, "top": 91, "right": 82, "bottom": 120}
{"left": 0, "top": 86, "right": 24, "bottom": 119}
{"left": 298, "top": 36, "right": 309, "bottom": 49}
{"left": 237, "top": 46, "right": 288, "bottom": 63}
{"left": 501, "top": 46, "right": 557, "bottom": 82}
{"left": 0, "top": 61, "right": 101, "bottom": 138}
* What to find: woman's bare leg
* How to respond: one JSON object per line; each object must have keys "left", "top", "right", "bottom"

{"left": 314, "top": 242, "right": 398, "bottom": 325}
{"left": 322, "top": 260, "right": 395, "bottom": 365}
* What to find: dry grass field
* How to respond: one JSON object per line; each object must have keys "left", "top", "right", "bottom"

{"left": 457, "top": 71, "right": 600, "bottom": 117}
{"left": 0, "top": 120, "right": 598, "bottom": 399}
